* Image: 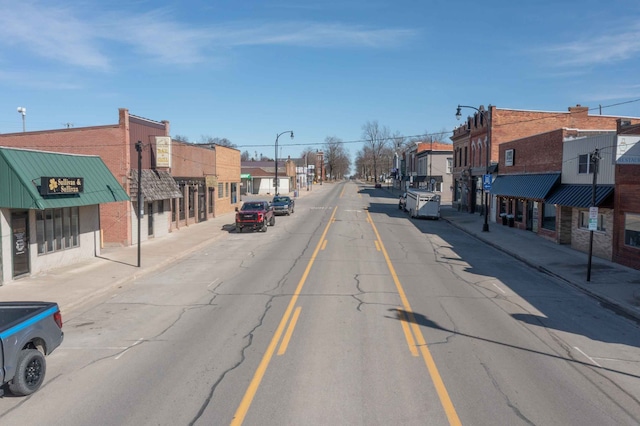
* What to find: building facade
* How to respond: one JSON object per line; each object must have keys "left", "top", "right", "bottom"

{"left": 0, "top": 147, "right": 129, "bottom": 283}
{"left": 451, "top": 104, "right": 634, "bottom": 221}
{"left": 613, "top": 120, "right": 640, "bottom": 269}
{"left": 0, "top": 109, "right": 241, "bottom": 249}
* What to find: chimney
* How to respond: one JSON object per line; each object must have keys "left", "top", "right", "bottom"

{"left": 568, "top": 104, "right": 589, "bottom": 114}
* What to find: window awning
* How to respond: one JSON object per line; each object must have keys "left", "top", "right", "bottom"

{"left": 130, "top": 169, "right": 183, "bottom": 202}
{"left": 0, "top": 147, "right": 130, "bottom": 210}
{"left": 545, "top": 184, "right": 614, "bottom": 208}
{"left": 490, "top": 173, "right": 560, "bottom": 199}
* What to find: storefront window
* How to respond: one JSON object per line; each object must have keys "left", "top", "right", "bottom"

{"left": 188, "top": 186, "right": 195, "bottom": 218}
{"left": 37, "top": 207, "right": 80, "bottom": 255}
{"left": 54, "top": 208, "right": 63, "bottom": 250}
{"left": 179, "top": 190, "right": 185, "bottom": 221}
{"left": 542, "top": 203, "right": 556, "bottom": 231}
{"left": 579, "top": 210, "right": 605, "bottom": 232}
{"left": 218, "top": 183, "right": 224, "bottom": 198}
{"left": 63, "top": 207, "right": 71, "bottom": 248}
{"left": 516, "top": 199, "right": 524, "bottom": 222}
{"left": 624, "top": 213, "right": 640, "bottom": 248}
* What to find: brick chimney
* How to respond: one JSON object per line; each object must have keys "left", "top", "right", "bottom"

{"left": 568, "top": 104, "right": 589, "bottom": 115}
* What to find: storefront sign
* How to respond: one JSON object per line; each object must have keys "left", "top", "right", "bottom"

{"left": 156, "top": 136, "right": 172, "bottom": 168}
{"left": 40, "top": 177, "right": 84, "bottom": 195}
{"left": 616, "top": 136, "right": 640, "bottom": 164}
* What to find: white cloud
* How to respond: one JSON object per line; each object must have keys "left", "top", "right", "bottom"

{"left": 543, "top": 24, "right": 640, "bottom": 67}
{"left": 0, "top": 2, "right": 112, "bottom": 70}
{"left": 0, "top": 2, "right": 417, "bottom": 70}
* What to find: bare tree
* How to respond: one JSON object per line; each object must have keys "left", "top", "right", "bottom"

{"left": 323, "top": 136, "right": 350, "bottom": 180}
{"left": 174, "top": 134, "right": 190, "bottom": 142}
{"left": 361, "top": 120, "right": 391, "bottom": 183}
{"left": 198, "top": 135, "right": 237, "bottom": 149}
{"left": 241, "top": 150, "right": 251, "bottom": 161}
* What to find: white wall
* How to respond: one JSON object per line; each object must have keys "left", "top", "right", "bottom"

{"left": 29, "top": 205, "right": 100, "bottom": 277}
{"left": 131, "top": 200, "right": 171, "bottom": 243}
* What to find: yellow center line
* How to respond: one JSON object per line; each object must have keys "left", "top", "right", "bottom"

{"left": 366, "top": 210, "right": 462, "bottom": 426}
{"left": 396, "top": 307, "right": 418, "bottom": 357}
{"left": 231, "top": 206, "right": 338, "bottom": 426}
{"left": 321, "top": 239, "right": 328, "bottom": 250}
{"left": 374, "top": 240, "right": 381, "bottom": 251}
{"left": 278, "top": 306, "right": 302, "bottom": 355}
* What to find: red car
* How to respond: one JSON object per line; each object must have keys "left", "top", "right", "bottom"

{"left": 235, "top": 201, "right": 275, "bottom": 232}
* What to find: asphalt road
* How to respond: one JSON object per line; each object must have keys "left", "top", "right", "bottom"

{"left": 1, "top": 181, "right": 639, "bottom": 425}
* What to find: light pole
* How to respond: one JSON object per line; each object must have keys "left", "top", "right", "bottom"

{"left": 17, "top": 107, "right": 26, "bottom": 132}
{"left": 456, "top": 104, "right": 491, "bottom": 232}
{"left": 275, "top": 131, "right": 294, "bottom": 195}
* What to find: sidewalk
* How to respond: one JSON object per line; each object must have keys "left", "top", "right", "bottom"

{"left": 439, "top": 206, "right": 640, "bottom": 322}
{"left": 0, "top": 185, "right": 325, "bottom": 320}
{"left": 2, "top": 182, "right": 639, "bottom": 324}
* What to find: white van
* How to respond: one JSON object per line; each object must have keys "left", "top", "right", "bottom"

{"left": 405, "top": 188, "right": 440, "bottom": 219}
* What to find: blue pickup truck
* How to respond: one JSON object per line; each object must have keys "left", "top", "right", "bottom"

{"left": 0, "top": 302, "right": 64, "bottom": 396}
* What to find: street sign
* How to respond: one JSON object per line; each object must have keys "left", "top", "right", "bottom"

{"left": 588, "top": 207, "right": 598, "bottom": 231}
{"left": 483, "top": 174, "right": 492, "bottom": 191}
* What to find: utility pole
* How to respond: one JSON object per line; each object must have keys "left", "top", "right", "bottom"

{"left": 587, "top": 148, "right": 600, "bottom": 282}
{"left": 136, "top": 141, "right": 143, "bottom": 268}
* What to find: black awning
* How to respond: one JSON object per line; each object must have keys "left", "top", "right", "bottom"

{"left": 490, "top": 173, "right": 560, "bottom": 199}
{"left": 545, "top": 184, "right": 614, "bottom": 208}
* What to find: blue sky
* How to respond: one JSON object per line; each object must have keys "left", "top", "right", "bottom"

{"left": 1, "top": 0, "right": 640, "bottom": 163}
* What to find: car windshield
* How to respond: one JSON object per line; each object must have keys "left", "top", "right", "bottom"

{"left": 241, "top": 203, "right": 264, "bottom": 210}
{"left": 273, "top": 197, "right": 289, "bottom": 203}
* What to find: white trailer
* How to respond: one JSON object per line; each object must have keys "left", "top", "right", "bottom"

{"left": 405, "top": 188, "right": 440, "bottom": 219}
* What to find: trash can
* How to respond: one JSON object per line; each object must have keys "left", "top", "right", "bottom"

{"left": 501, "top": 215, "right": 508, "bottom": 225}
{"left": 508, "top": 216, "right": 515, "bottom": 227}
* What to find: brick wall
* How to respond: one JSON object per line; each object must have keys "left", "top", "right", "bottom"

{"left": 571, "top": 208, "right": 613, "bottom": 260}
{"left": 499, "top": 129, "right": 564, "bottom": 174}
{"left": 612, "top": 121, "right": 640, "bottom": 269}
{"left": 0, "top": 122, "right": 133, "bottom": 246}
{"left": 214, "top": 145, "right": 241, "bottom": 216}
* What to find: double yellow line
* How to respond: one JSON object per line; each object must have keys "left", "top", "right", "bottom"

{"left": 366, "top": 210, "right": 461, "bottom": 426}
{"left": 231, "top": 207, "right": 338, "bottom": 426}
{"left": 231, "top": 207, "right": 460, "bottom": 426}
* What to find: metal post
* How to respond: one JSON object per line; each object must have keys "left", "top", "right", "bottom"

{"left": 274, "top": 131, "right": 293, "bottom": 196}
{"left": 274, "top": 135, "right": 278, "bottom": 195}
{"left": 587, "top": 149, "right": 599, "bottom": 282}
{"left": 135, "top": 141, "right": 143, "bottom": 268}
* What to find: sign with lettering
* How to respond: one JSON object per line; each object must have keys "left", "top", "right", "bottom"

{"left": 40, "top": 177, "right": 84, "bottom": 195}
{"left": 616, "top": 136, "right": 640, "bottom": 164}
{"left": 156, "top": 136, "right": 172, "bottom": 168}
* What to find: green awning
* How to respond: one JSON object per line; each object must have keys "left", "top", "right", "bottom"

{"left": 0, "top": 147, "right": 130, "bottom": 210}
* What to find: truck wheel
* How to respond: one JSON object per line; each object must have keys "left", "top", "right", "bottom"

{"left": 262, "top": 221, "right": 268, "bottom": 232}
{"left": 270, "top": 216, "right": 275, "bottom": 226}
{"left": 10, "top": 349, "right": 46, "bottom": 396}
{"left": 236, "top": 226, "right": 242, "bottom": 233}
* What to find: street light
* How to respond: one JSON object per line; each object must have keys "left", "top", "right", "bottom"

{"left": 17, "top": 107, "right": 26, "bottom": 132}
{"left": 275, "top": 131, "right": 294, "bottom": 195}
{"left": 456, "top": 104, "right": 491, "bottom": 232}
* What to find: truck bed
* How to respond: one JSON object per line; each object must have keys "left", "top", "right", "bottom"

{"left": 0, "top": 302, "right": 58, "bottom": 336}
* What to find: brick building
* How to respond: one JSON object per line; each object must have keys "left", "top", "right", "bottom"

{"left": 613, "top": 119, "right": 640, "bottom": 269}
{"left": 0, "top": 108, "right": 241, "bottom": 249}
{"left": 451, "top": 104, "right": 633, "bottom": 218}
